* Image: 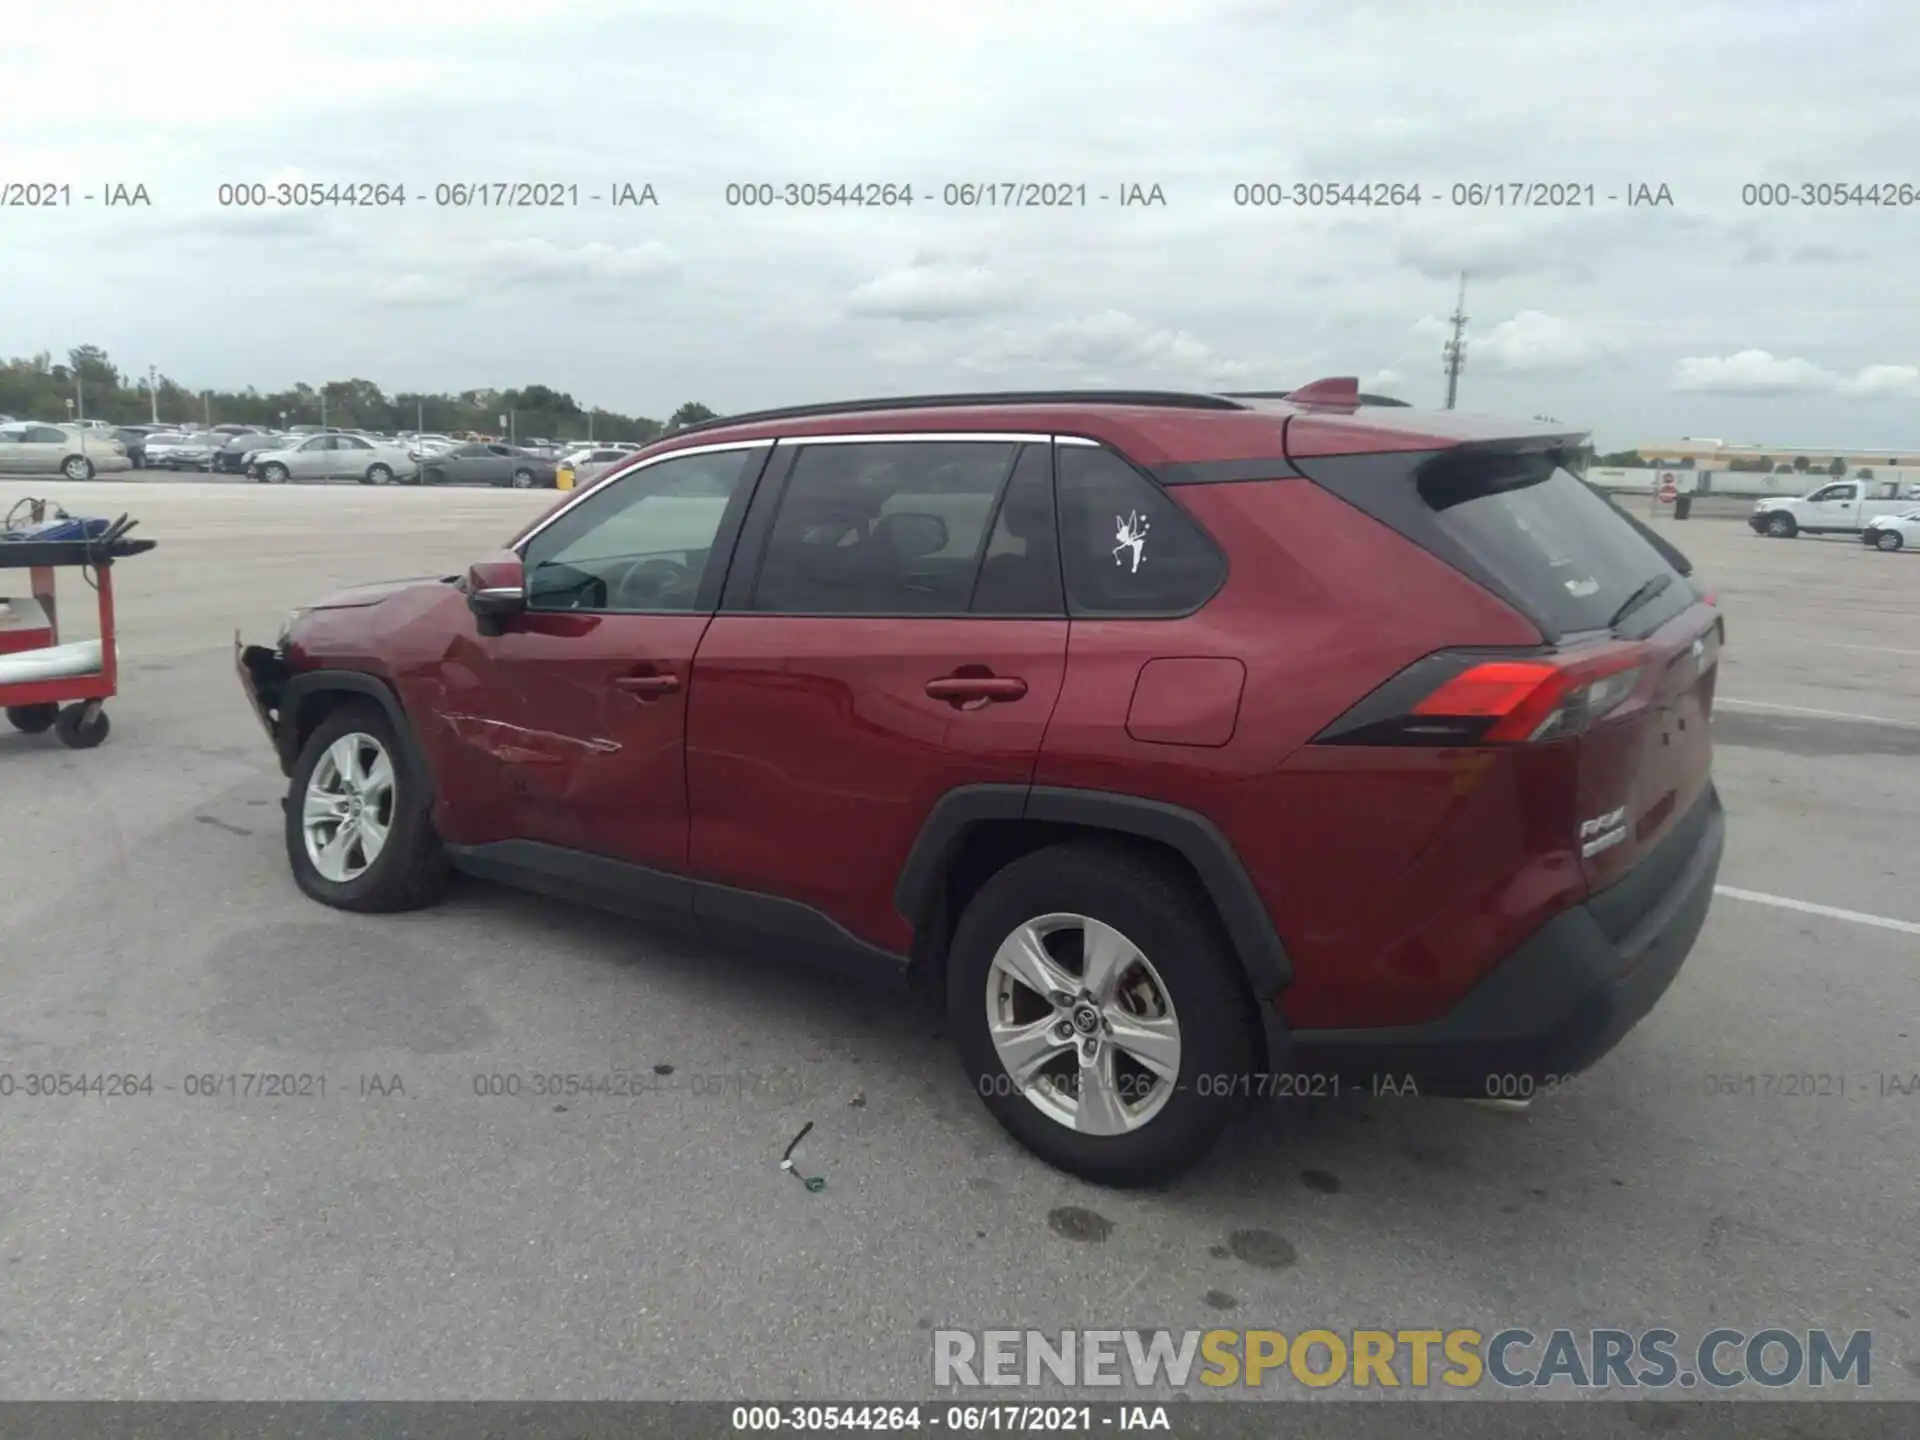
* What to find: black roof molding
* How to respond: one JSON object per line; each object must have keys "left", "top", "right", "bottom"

{"left": 670, "top": 390, "right": 1254, "bottom": 436}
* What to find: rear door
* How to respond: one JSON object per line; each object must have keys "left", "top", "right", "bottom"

{"left": 687, "top": 436, "right": 1069, "bottom": 955}
{"left": 1408, "top": 458, "right": 1719, "bottom": 890}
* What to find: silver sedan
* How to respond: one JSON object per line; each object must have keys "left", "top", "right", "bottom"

{"left": 414, "top": 442, "right": 558, "bottom": 489}
{"left": 0, "top": 422, "right": 132, "bottom": 479}
{"left": 248, "top": 434, "right": 420, "bottom": 485}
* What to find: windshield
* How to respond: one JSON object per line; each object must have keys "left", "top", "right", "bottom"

{"left": 1419, "top": 460, "right": 1692, "bottom": 637}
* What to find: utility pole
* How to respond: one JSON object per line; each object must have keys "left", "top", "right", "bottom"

{"left": 1442, "top": 272, "right": 1468, "bottom": 410}
{"left": 149, "top": 364, "right": 159, "bottom": 423}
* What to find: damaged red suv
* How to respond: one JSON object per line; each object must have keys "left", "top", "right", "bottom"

{"left": 238, "top": 381, "right": 1725, "bottom": 1185}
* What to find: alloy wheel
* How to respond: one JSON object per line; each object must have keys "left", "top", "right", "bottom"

{"left": 985, "top": 912, "right": 1182, "bottom": 1136}
{"left": 302, "top": 732, "right": 397, "bottom": 883}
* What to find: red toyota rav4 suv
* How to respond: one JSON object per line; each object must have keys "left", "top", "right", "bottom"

{"left": 238, "top": 383, "right": 1725, "bottom": 1185}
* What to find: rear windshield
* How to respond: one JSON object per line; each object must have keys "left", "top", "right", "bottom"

{"left": 1419, "top": 461, "right": 1690, "bottom": 637}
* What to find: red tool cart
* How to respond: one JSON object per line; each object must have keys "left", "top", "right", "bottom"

{"left": 1, "top": 499, "right": 157, "bottom": 749}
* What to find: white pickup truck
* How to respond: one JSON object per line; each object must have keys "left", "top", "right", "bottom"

{"left": 1750, "top": 477, "right": 1920, "bottom": 539}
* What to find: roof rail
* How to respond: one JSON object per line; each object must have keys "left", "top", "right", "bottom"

{"left": 669, "top": 390, "right": 1253, "bottom": 436}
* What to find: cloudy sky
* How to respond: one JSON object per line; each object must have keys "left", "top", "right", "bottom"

{"left": 3, "top": 0, "right": 1912, "bottom": 447}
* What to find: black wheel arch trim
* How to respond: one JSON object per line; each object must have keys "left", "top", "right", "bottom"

{"left": 893, "top": 783, "right": 1294, "bottom": 997}
{"left": 277, "top": 668, "right": 432, "bottom": 790}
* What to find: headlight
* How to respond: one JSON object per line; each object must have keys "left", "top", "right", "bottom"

{"left": 278, "top": 608, "right": 308, "bottom": 648}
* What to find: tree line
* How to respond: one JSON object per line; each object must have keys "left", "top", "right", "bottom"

{"left": 0, "top": 346, "right": 719, "bottom": 444}
{"left": 1594, "top": 449, "right": 1868, "bottom": 478}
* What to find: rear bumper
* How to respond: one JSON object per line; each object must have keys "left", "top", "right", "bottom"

{"left": 1288, "top": 785, "right": 1725, "bottom": 1095}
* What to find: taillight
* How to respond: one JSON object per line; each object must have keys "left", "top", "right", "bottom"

{"left": 1315, "top": 643, "right": 1648, "bottom": 747}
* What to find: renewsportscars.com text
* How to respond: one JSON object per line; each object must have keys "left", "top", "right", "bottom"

{"left": 934, "top": 1327, "right": 1872, "bottom": 1390}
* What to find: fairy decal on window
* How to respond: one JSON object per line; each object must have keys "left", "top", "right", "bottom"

{"left": 1113, "top": 510, "right": 1150, "bottom": 573}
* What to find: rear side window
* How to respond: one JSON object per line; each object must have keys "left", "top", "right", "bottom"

{"left": 1055, "top": 446, "right": 1224, "bottom": 615}
{"left": 1421, "top": 462, "right": 1688, "bottom": 636}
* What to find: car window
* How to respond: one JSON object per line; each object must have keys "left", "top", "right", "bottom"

{"left": 1055, "top": 445, "right": 1225, "bottom": 616}
{"left": 488, "top": 445, "right": 514, "bottom": 457}
{"left": 522, "top": 448, "right": 761, "bottom": 614}
{"left": 969, "top": 444, "right": 1065, "bottom": 615}
{"left": 334, "top": 435, "right": 369, "bottom": 450}
{"left": 452, "top": 444, "right": 485, "bottom": 458}
{"left": 751, "top": 440, "right": 1020, "bottom": 615}
{"left": 27, "top": 426, "right": 69, "bottom": 444}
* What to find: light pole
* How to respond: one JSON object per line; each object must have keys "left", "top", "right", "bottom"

{"left": 149, "top": 364, "right": 159, "bottom": 423}
{"left": 279, "top": 408, "right": 288, "bottom": 434}
{"left": 75, "top": 372, "right": 85, "bottom": 425}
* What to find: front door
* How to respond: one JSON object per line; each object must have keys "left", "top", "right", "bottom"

{"left": 1807, "top": 481, "right": 1858, "bottom": 531}
{"left": 688, "top": 437, "right": 1069, "bottom": 955}
{"left": 471, "top": 442, "right": 768, "bottom": 872}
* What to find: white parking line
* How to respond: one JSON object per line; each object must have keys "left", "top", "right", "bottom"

{"left": 1714, "top": 886, "right": 1920, "bottom": 936}
{"left": 1836, "top": 643, "right": 1920, "bottom": 657}
{"left": 1715, "top": 697, "right": 1920, "bottom": 730}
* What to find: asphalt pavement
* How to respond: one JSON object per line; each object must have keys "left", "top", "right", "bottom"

{"left": 0, "top": 481, "right": 1915, "bottom": 1403}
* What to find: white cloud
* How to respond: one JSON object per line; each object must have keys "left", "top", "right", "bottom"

{"left": 1363, "top": 369, "right": 1405, "bottom": 392}
{"left": 846, "top": 256, "right": 1019, "bottom": 321}
{"left": 955, "top": 310, "right": 1253, "bottom": 386}
{"left": 380, "top": 273, "right": 468, "bottom": 307}
{"left": 473, "top": 240, "right": 677, "bottom": 284}
{"left": 1671, "top": 352, "right": 1920, "bottom": 398}
{"left": 1837, "top": 364, "right": 1920, "bottom": 399}
{"left": 1477, "top": 311, "right": 1601, "bottom": 374}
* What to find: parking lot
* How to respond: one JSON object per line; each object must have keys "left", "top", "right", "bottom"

{"left": 0, "top": 478, "right": 1915, "bottom": 1401}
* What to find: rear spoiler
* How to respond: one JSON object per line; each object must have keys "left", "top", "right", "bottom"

{"left": 1223, "top": 378, "right": 1412, "bottom": 411}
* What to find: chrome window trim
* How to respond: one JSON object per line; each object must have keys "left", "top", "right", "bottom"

{"left": 768, "top": 430, "right": 1071, "bottom": 446}
{"left": 513, "top": 431, "right": 1102, "bottom": 557}
{"left": 512, "top": 439, "right": 766, "bottom": 555}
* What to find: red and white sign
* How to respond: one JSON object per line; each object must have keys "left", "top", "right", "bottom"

{"left": 1657, "top": 472, "right": 1678, "bottom": 504}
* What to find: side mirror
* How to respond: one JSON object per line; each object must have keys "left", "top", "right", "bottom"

{"left": 467, "top": 552, "right": 526, "bottom": 635}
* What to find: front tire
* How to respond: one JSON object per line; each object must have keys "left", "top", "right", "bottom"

{"left": 947, "top": 841, "right": 1256, "bottom": 1187}
{"left": 1877, "top": 530, "right": 1904, "bottom": 551}
{"left": 260, "top": 463, "right": 289, "bottom": 484}
{"left": 62, "top": 455, "right": 95, "bottom": 481}
{"left": 1765, "top": 512, "right": 1798, "bottom": 538}
{"left": 285, "top": 701, "right": 449, "bottom": 913}
{"left": 55, "top": 702, "right": 109, "bottom": 748}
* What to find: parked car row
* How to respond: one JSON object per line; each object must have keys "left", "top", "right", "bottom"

{"left": 3, "top": 417, "right": 649, "bottom": 489}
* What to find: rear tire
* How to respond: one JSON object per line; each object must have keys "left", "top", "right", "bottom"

{"left": 510, "top": 468, "right": 535, "bottom": 489}
{"left": 1876, "top": 530, "right": 1903, "bottom": 551}
{"left": 363, "top": 463, "right": 394, "bottom": 486}
{"left": 1765, "top": 513, "right": 1797, "bottom": 538}
{"left": 62, "top": 455, "right": 95, "bottom": 481}
{"left": 947, "top": 840, "right": 1255, "bottom": 1187}
{"left": 285, "top": 700, "right": 449, "bottom": 913}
